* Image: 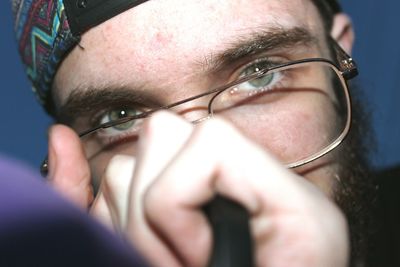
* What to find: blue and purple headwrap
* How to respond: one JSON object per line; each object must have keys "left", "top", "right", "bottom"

{"left": 12, "top": 0, "right": 341, "bottom": 115}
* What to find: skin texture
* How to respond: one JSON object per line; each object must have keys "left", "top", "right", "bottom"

{"left": 48, "top": 0, "right": 359, "bottom": 266}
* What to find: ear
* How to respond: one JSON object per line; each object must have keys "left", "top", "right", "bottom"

{"left": 331, "top": 13, "right": 355, "bottom": 55}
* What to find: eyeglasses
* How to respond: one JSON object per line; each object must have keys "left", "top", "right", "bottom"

{"left": 40, "top": 39, "right": 357, "bottom": 178}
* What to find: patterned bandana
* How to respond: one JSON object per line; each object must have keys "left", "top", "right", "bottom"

{"left": 12, "top": 0, "right": 148, "bottom": 114}
{"left": 13, "top": 0, "right": 75, "bottom": 113}
{"left": 12, "top": 0, "right": 340, "bottom": 114}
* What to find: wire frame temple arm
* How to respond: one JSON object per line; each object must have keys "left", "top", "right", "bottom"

{"left": 329, "top": 36, "right": 358, "bottom": 79}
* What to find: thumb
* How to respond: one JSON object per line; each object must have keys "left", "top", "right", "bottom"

{"left": 48, "top": 124, "right": 93, "bottom": 208}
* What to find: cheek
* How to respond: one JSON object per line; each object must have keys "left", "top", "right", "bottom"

{"left": 234, "top": 97, "right": 340, "bottom": 198}
{"left": 249, "top": 110, "right": 322, "bottom": 163}
{"left": 228, "top": 92, "right": 339, "bottom": 165}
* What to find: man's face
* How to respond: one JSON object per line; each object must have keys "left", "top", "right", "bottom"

{"left": 53, "top": 0, "right": 343, "bottom": 195}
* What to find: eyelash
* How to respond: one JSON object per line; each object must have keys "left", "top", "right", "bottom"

{"left": 235, "top": 56, "right": 288, "bottom": 77}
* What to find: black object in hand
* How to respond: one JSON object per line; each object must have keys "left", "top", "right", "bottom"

{"left": 204, "top": 196, "right": 254, "bottom": 267}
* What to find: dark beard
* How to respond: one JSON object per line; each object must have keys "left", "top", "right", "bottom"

{"left": 333, "top": 81, "right": 378, "bottom": 267}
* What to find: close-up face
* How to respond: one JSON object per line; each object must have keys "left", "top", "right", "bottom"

{"left": 53, "top": 0, "right": 350, "bottom": 194}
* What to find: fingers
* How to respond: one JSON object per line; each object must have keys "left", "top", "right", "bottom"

{"left": 90, "top": 155, "right": 136, "bottom": 232}
{"left": 48, "top": 124, "right": 93, "bottom": 208}
{"left": 89, "top": 190, "right": 114, "bottom": 229}
{"left": 127, "top": 112, "right": 194, "bottom": 267}
{"left": 133, "top": 113, "right": 272, "bottom": 267}
{"left": 83, "top": 111, "right": 348, "bottom": 267}
{"left": 142, "top": 117, "right": 264, "bottom": 267}
{"left": 136, "top": 112, "right": 348, "bottom": 267}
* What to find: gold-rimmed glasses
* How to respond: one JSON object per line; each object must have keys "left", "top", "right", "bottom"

{"left": 41, "top": 39, "right": 357, "bottom": 179}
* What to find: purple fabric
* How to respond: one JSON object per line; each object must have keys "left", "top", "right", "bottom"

{"left": 0, "top": 154, "right": 148, "bottom": 267}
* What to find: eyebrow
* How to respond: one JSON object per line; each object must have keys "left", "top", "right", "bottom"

{"left": 57, "top": 27, "right": 318, "bottom": 124}
{"left": 198, "top": 26, "right": 319, "bottom": 73}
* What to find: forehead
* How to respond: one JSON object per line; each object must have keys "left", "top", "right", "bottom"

{"left": 54, "top": 0, "right": 324, "bottom": 106}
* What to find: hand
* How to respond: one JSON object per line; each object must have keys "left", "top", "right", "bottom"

{"left": 48, "top": 112, "right": 349, "bottom": 267}
{"left": 47, "top": 124, "right": 93, "bottom": 208}
{"left": 108, "top": 112, "right": 349, "bottom": 267}
{"left": 47, "top": 124, "right": 132, "bottom": 229}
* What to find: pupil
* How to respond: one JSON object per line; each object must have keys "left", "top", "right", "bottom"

{"left": 109, "top": 109, "right": 136, "bottom": 131}
{"left": 245, "top": 65, "right": 262, "bottom": 76}
{"left": 110, "top": 109, "right": 130, "bottom": 121}
{"left": 119, "top": 110, "right": 127, "bottom": 118}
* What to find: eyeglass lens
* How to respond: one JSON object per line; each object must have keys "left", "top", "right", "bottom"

{"left": 81, "top": 61, "right": 349, "bottom": 186}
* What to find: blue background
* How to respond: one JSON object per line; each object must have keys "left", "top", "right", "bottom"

{"left": 1, "top": 1, "right": 399, "bottom": 171}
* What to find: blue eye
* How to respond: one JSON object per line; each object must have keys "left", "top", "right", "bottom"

{"left": 246, "top": 73, "right": 275, "bottom": 89}
{"left": 99, "top": 108, "right": 140, "bottom": 135}
{"left": 236, "top": 61, "right": 283, "bottom": 93}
